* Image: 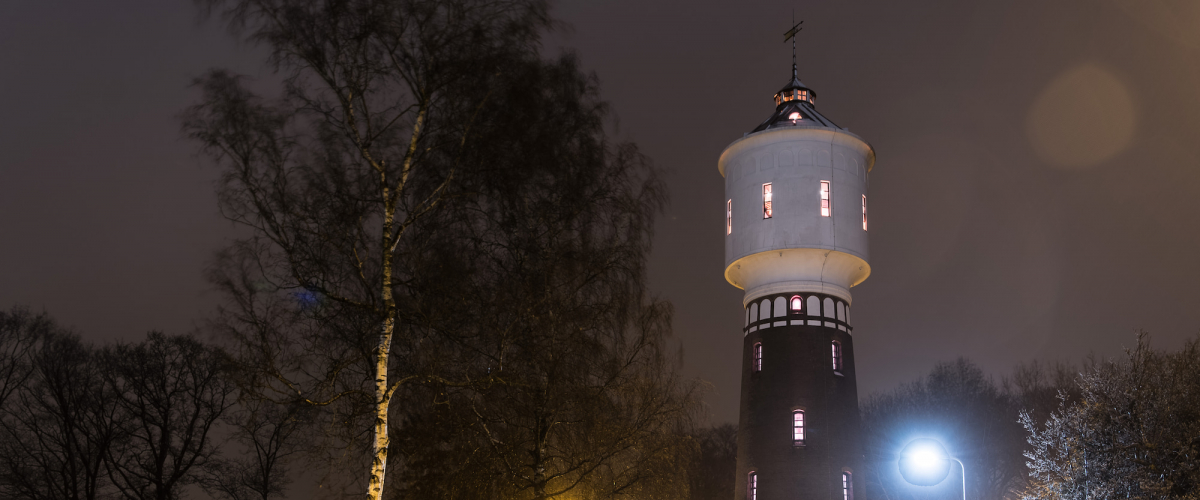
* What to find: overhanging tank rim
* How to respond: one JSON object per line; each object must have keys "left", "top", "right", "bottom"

{"left": 717, "top": 125, "right": 876, "bottom": 177}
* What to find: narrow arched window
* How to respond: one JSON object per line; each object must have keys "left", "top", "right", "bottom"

{"left": 790, "top": 295, "right": 803, "bottom": 313}
{"left": 748, "top": 472, "right": 758, "bottom": 500}
{"left": 820, "top": 181, "right": 831, "bottom": 217}
{"left": 832, "top": 341, "right": 843, "bottom": 373}
{"left": 861, "top": 195, "right": 868, "bottom": 230}
{"left": 842, "top": 472, "right": 853, "bottom": 500}
{"left": 727, "top": 199, "right": 733, "bottom": 235}
{"left": 763, "top": 183, "right": 773, "bottom": 219}
{"left": 792, "top": 410, "right": 805, "bottom": 444}
{"left": 753, "top": 343, "right": 763, "bottom": 372}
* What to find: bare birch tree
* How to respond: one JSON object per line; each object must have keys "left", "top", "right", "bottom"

{"left": 186, "top": 1, "right": 554, "bottom": 498}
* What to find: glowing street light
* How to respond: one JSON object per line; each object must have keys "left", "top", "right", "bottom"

{"left": 898, "top": 438, "right": 966, "bottom": 500}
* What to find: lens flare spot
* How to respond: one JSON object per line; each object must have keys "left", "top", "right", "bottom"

{"left": 1026, "top": 63, "right": 1136, "bottom": 170}
{"left": 1110, "top": 0, "right": 1200, "bottom": 49}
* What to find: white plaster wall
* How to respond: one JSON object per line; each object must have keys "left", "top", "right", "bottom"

{"left": 719, "top": 126, "right": 875, "bottom": 303}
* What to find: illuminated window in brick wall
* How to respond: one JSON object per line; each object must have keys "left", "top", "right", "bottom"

{"left": 792, "top": 410, "right": 805, "bottom": 445}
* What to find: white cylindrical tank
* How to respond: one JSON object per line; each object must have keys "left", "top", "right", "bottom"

{"left": 720, "top": 123, "right": 875, "bottom": 305}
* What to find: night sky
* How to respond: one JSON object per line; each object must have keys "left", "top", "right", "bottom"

{"left": 4, "top": 0, "right": 1200, "bottom": 425}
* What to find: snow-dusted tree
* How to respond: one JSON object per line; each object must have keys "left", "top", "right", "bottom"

{"left": 1021, "top": 332, "right": 1200, "bottom": 500}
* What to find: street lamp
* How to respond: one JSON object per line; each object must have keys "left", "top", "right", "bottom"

{"left": 898, "top": 438, "right": 966, "bottom": 500}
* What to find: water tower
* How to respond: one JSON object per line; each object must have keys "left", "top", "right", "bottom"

{"left": 721, "top": 25, "right": 875, "bottom": 500}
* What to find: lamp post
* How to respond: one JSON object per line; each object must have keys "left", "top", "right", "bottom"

{"left": 898, "top": 438, "right": 966, "bottom": 500}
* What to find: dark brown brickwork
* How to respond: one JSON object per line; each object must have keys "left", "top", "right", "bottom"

{"left": 733, "top": 297, "right": 864, "bottom": 500}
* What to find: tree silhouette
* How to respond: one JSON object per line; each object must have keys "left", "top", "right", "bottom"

{"left": 102, "top": 333, "right": 235, "bottom": 500}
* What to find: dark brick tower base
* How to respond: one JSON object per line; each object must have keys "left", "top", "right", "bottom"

{"left": 733, "top": 292, "right": 864, "bottom": 500}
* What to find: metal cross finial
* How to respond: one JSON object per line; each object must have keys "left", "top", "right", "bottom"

{"left": 783, "top": 12, "right": 803, "bottom": 79}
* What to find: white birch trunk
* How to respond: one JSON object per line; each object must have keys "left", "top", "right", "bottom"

{"left": 366, "top": 314, "right": 393, "bottom": 500}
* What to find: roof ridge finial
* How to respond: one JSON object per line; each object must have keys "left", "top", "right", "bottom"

{"left": 783, "top": 13, "right": 803, "bottom": 81}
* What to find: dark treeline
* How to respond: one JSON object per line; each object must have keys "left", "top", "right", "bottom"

{"left": 0, "top": 304, "right": 708, "bottom": 500}
{"left": 0, "top": 308, "right": 238, "bottom": 500}
{"left": 8, "top": 308, "right": 1198, "bottom": 500}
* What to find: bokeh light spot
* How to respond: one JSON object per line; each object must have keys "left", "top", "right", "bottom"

{"left": 1026, "top": 63, "right": 1136, "bottom": 170}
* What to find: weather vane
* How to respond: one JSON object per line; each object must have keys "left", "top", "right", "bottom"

{"left": 783, "top": 12, "right": 803, "bottom": 79}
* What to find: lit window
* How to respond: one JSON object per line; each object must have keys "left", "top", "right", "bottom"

{"left": 790, "top": 295, "right": 803, "bottom": 313}
{"left": 862, "top": 195, "right": 867, "bottom": 230}
{"left": 763, "top": 183, "right": 773, "bottom": 219}
{"left": 820, "top": 181, "right": 831, "bottom": 217}
{"left": 727, "top": 199, "right": 732, "bottom": 235}
{"left": 793, "top": 410, "right": 805, "bottom": 444}
{"left": 748, "top": 472, "right": 758, "bottom": 500}
{"left": 832, "top": 341, "right": 843, "bottom": 372}
{"left": 753, "top": 343, "right": 763, "bottom": 372}
{"left": 843, "top": 472, "right": 853, "bottom": 500}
